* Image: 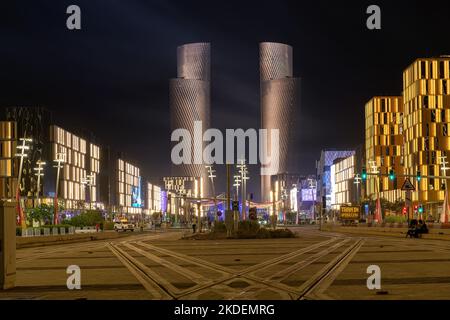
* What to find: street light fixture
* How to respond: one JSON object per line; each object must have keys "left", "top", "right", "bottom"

{"left": 233, "top": 174, "right": 241, "bottom": 199}
{"left": 308, "top": 178, "right": 318, "bottom": 228}
{"left": 53, "top": 152, "right": 65, "bottom": 225}
{"left": 205, "top": 165, "right": 217, "bottom": 221}
{"left": 15, "top": 137, "right": 33, "bottom": 228}
{"left": 237, "top": 159, "right": 249, "bottom": 220}
{"left": 33, "top": 160, "right": 46, "bottom": 207}
{"left": 354, "top": 173, "right": 361, "bottom": 205}
{"left": 439, "top": 155, "right": 450, "bottom": 223}
{"left": 369, "top": 160, "right": 381, "bottom": 223}
{"left": 81, "top": 173, "right": 95, "bottom": 210}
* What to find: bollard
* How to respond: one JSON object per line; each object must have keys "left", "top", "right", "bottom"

{"left": 0, "top": 201, "right": 16, "bottom": 289}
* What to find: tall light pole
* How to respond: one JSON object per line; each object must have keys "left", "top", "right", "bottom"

{"left": 354, "top": 173, "right": 361, "bottom": 205}
{"left": 281, "top": 187, "right": 287, "bottom": 224}
{"left": 53, "top": 152, "right": 65, "bottom": 225}
{"left": 369, "top": 160, "right": 381, "bottom": 223}
{"left": 439, "top": 155, "right": 449, "bottom": 223}
{"left": 237, "top": 159, "right": 249, "bottom": 221}
{"left": 82, "top": 173, "right": 95, "bottom": 210}
{"left": 205, "top": 165, "right": 217, "bottom": 221}
{"left": 308, "top": 178, "right": 317, "bottom": 227}
{"left": 15, "top": 137, "right": 33, "bottom": 228}
{"left": 33, "top": 160, "right": 46, "bottom": 207}
{"left": 233, "top": 175, "right": 241, "bottom": 200}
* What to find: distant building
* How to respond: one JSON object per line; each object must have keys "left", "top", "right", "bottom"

{"left": 270, "top": 172, "right": 302, "bottom": 218}
{"left": 260, "top": 42, "right": 301, "bottom": 202}
{"left": 169, "top": 43, "right": 210, "bottom": 198}
{"left": 364, "top": 96, "right": 405, "bottom": 202}
{"left": 2, "top": 107, "right": 52, "bottom": 203}
{"left": 403, "top": 57, "right": 450, "bottom": 209}
{"left": 0, "top": 121, "right": 17, "bottom": 199}
{"left": 316, "top": 150, "right": 355, "bottom": 210}
{"left": 331, "top": 155, "right": 358, "bottom": 210}
{"left": 298, "top": 175, "right": 317, "bottom": 220}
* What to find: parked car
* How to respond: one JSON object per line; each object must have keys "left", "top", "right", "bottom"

{"left": 114, "top": 219, "right": 135, "bottom": 232}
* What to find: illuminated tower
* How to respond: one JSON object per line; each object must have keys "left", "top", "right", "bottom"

{"left": 260, "top": 42, "right": 301, "bottom": 202}
{"left": 364, "top": 96, "right": 405, "bottom": 202}
{"left": 169, "top": 43, "right": 210, "bottom": 197}
{"left": 403, "top": 57, "right": 450, "bottom": 209}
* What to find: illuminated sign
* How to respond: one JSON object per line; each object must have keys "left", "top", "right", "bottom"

{"left": 340, "top": 206, "right": 360, "bottom": 220}
{"left": 132, "top": 177, "right": 143, "bottom": 208}
{"left": 301, "top": 189, "right": 316, "bottom": 201}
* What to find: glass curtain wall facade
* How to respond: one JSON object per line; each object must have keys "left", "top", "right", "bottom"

{"left": 403, "top": 57, "right": 450, "bottom": 205}
{"left": 365, "top": 97, "right": 405, "bottom": 202}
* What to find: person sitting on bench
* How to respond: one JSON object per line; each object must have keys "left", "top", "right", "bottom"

{"left": 406, "top": 219, "right": 418, "bottom": 238}
{"left": 416, "top": 220, "right": 429, "bottom": 237}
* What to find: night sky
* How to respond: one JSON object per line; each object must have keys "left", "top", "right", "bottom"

{"left": 2, "top": 0, "right": 450, "bottom": 197}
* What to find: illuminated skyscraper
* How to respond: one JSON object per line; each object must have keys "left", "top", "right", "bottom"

{"left": 403, "top": 57, "right": 450, "bottom": 209}
{"left": 260, "top": 42, "right": 301, "bottom": 202}
{"left": 170, "top": 43, "right": 210, "bottom": 197}
{"left": 365, "top": 96, "right": 405, "bottom": 202}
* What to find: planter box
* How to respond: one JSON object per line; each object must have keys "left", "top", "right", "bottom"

{"left": 52, "top": 227, "right": 59, "bottom": 235}
{"left": 33, "top": 228, "right": 41, "bottom": 236}
{"left": 22, "top": 228, "right": 34, "bottom": 237}
{"left": 43, "top": 228, "right": 50, "bottom": 236}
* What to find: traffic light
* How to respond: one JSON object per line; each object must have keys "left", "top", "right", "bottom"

{"left": 389, "top": 168, "right": 395, "bottom": 181}
{"left": 362, "top": 167, "right": 367, "bottom": 181}
{"left": 418, "top": 205, "right": 424, "bottom": 214}
{"left": 402, "top": 207, "right": 407, "bottom": 215}
{"left": 414, "top": 205, "right": 418, "bottom": 213}
{"left": 416, "top": 170, "right": 421, "bottom": 182}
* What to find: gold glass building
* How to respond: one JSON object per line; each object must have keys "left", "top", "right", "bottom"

{"left": 365, "top": 96, "right": 405, "bottom": 202}
{"left": 50, "top": 125, "right": 88, "bottom": 208}
{"left": 331, "top": 155, "right": 357, "bottom": 210}
{"left": 0, "top": 121, "right": 17, "bottom": 199}
{"left": 116, "top": 159, "right": 142, "bottom": 215}
{"left": 403, "top": 57, "right": 450, "bottom": 207}
{"left": 89, "top": 143, "right": 100, "bottom": 204}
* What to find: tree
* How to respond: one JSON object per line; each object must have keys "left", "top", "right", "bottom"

{"left": 66, "top": 209, "right": 104, "bottom": 227}
{"left": 27, "top": 204, "right": 54, "bottom": 226}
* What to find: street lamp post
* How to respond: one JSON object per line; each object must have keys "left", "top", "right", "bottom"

{"left": 33, "top": 160, "right": 46, "bottom": 207}
{"left": 354, "top": 173, "right": 361, "bottom": 205}
{"left": 439, "top": 155, "right": 450, "bottom": 223}
{"left": 205, "top": 165, "right": 217, "bottom": 222}
{"left": 281, "top": 187, "right": 287, "bottom": 224}
{"left": 233, "top": 174, "right": 241, "bottom": 201}
{"left": 15, "top": 137, "right": 33, "bottom": 228}
{"left": 308, "top": 179, "right": 317, "bottom": 226}
{"left": 369, "top": 160, "right": 381, "bottom": 223}
{"left": 53, "top": 152, "right": 65, "bottom": 225}
{"left": 237, "top": 160, "right": 249, "bottom": 221}
{"left": 82, "top": 173, "right": 95, "bottom": 210}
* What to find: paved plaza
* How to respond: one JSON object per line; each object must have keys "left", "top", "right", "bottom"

{"left": 1, "top": 227, "right": 450, "bottom": 300}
